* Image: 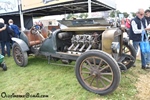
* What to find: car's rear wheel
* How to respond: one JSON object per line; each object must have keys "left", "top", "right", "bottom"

{"left": 12, "top": 43, "right": 28, "bottom": 67}
{"left": 75, "top": 50, "right": 121, "bottom": 95}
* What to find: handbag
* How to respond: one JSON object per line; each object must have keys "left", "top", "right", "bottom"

{"left": 140, "top": 30, "right": 150, "bottom": 53}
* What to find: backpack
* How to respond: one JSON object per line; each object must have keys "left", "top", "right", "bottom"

{"left": 9, "top": 24, "right": 20, "bottom": 36}
{"left": 125, "top": 19, "right": 131, "bottom": 28}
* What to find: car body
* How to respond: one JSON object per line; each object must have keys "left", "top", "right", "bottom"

{"left": 12, "top": 18, "right": 136, "bottom": 95}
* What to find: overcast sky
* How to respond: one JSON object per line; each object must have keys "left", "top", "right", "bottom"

{"left": 115, "top": 0, "right": 150, "bottom": 13}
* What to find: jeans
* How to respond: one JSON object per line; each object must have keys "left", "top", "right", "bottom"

{"left": 145, "top": 52, "right": 150, "bottom": 64}
{"left": 132, "top": 41, "right": 140, "bottom": 54}
{"left": 0, "top": 41, "right": 11, "bottom": 57}
{"left": 133, "top": 41, "right": 150, "bottom": 67}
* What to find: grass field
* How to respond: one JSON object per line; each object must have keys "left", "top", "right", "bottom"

{"left": 0, "top": 55, "right": 149, "bottom": 100}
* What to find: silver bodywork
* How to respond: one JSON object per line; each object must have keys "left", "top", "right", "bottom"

{"left": 12, "top": 37, "right": 29, "bottom": 52}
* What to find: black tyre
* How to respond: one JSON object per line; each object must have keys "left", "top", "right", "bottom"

{"left": 2, "top": 63, "right": 7, "bottom": 71}
{"left": 75, "top": 50, "right": 121, "bottom": 95}
{"left": 122, "top": 40, "right": 136, "bottom": 69}
{"left": 12, "top": 43, "right": 28, "bottom": 67}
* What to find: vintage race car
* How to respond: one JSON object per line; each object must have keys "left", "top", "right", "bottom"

{"left": 12, "top": 18, "right": 136, "bottom": 95}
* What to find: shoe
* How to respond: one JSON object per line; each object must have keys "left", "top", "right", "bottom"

{"left": 142, "top": 65, "right": 150, "bottom": 69}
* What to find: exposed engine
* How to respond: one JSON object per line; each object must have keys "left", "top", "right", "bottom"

{"left": 67, "top": 32, "right": 101, "bottom": 53}
{"left": 57, "top": 32, "right": 102, "bottom": 63}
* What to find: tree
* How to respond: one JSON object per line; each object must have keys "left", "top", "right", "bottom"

{"left": 109, "top": 10, "right": 121, "bottom": 18}
{"left": 66, "top": 14, "right": 78, "bottom": 20}
{"left": 123, "top": 12, "right": 129, "bottom": 18}
{"left": 79, "top": 13, "right": 88, "bottom": 19}
{"left": 110, "top": 11, "right": 115, "bottom": 17}
{"left": 131, "top": 12, "right": 136, "bottom": 17}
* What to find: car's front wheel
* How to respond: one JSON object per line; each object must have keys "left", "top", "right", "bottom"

{"left": 12, "top": 43, "right": 28, "bottom": 67}
{"left": 75, "top": 50, "right": 121, "bottom": 95}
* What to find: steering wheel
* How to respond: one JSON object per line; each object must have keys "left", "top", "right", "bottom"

{"left": 30, "top": 26, "right": 38, "bottom": 35}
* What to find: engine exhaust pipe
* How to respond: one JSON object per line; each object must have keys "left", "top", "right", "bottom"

{"left": 68, "top": 44, "right": 74, "bottom": 51}
{"left": 79, "top": 44, "right": 85, "bottom": 52}
{"left": 73, "top": 44, "right": 80, "bottom": 51}
{"left": 85, "top": 44, "right": 92, "bottom": 52}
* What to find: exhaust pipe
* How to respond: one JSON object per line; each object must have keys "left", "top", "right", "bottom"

{"left": 68, "top": 44, "right": 74, "bottom": 51}
{"left": 73, "top": 44, "right": 80, "bottom": 51}
{"left": 79, "top": 44, "right": 86, "bottom": 52}
{"left": 85, "top": 44, "right": 92, "bottom": 52}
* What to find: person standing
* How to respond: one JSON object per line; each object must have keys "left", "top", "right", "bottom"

{"left": 8, "top": 19, "right": 20, "bottom": 38}
{"left": 0, "top": 18, "right": 14, "bottom": 57}
{"left": 145, "top": 9, "right": 150, "bottom": 35}
{"left": 125, "top": 17, "right": 131, "bottom": 35}
{"left": 145, "top": 9, "right": 150, "bottom": 25}
{"left": 129, "top": 8, "right": 150, "bottom": 69}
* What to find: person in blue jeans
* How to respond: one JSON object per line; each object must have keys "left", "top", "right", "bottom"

{"left": 0, "top": 18, "right": 14, "bottom": 57}
{"left": 130, "top": 8, "right": 150, "bottom": 69}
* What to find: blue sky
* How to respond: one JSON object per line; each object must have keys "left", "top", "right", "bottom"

{"left": 115, "top": 0, "right": 150, "bottom": 13}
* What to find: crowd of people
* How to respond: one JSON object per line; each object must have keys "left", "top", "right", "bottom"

{"left": 125, "top": 9, "right": 150, "bottom": 69}
{"left": 0, "top": 19, "right": 44, "bottom": 57}
{"left": 0, "top": 18, "right": 20, "bottom": 57}
{"left": 107, "top": 9, "right": 150, "bottom": 70}
{"left": 33, "top": 21, "right": 43, "bottom": 30}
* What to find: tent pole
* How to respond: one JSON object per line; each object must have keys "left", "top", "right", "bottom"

{"left": 64, "top": 11, "right": 66, "bottom": 19}
{"left": 88, "top": 0, "right": 92, "bottom": 18}
{"left": 114, "top": 10, "right": 117, "bottom": 27}
{"left": 18, "top": 0, "right": 25, "bottom": 31}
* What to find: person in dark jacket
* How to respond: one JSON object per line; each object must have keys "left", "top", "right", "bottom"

{"left": 0, "top": 18, "right": 14, "bottom": 57}
{"left": 130, "top": 8, "right": 150, "bottom": 69}
{"left": 145, "top": 9, "right": 150, "bottom": 25}
{"left": 145, "top": 9, "right": 150, "bottom": 35}
{"left": 8, "top": 19, "right": 20, "bottom": 38}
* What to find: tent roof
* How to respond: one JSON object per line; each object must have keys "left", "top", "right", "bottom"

{"left": 23, "top": 0, "right": 116, "bottom": 17}
{"left": 0, "top": 0, "right": 116, "bottom": 17}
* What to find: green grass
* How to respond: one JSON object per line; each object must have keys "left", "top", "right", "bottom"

{"left": 0, "top": 56, "right": 147, "bottom": 100}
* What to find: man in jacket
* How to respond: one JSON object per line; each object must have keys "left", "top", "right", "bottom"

{"left": 0, "top": 18, "right": 13, "bottom": 57}
{"left": 130, "top": 8, "right": 150, "bottom": 69}
{"left": 8, "top": 19, "right": 20, "bottom": 38}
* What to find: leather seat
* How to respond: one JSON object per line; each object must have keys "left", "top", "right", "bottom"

{"left": 24, "top": 30, "right": 41, "bottom": 46}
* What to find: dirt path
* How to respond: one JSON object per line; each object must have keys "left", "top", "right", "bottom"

{"left": 135, "top": 52, "right": 150, "bottom": 100}
{"left": 135, "top": 71, "right": 150, "bottom": 100}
